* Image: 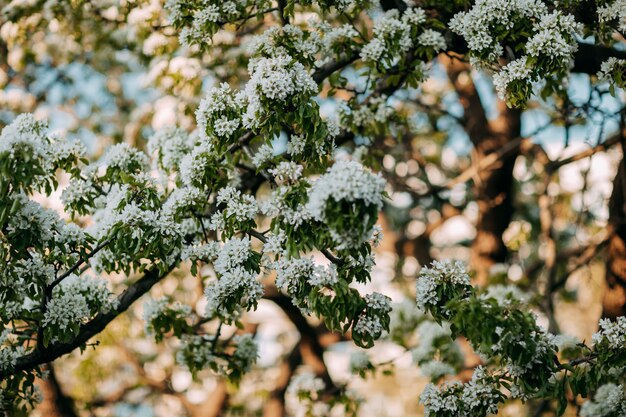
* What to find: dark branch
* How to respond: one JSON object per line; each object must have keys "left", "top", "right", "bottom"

{"left": 1, "top": 265, "right": 175, "bottom": 379}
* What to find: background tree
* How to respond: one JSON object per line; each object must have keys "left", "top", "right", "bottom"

{"left": 1, "top": 0, "right": 626, "bottom": 416}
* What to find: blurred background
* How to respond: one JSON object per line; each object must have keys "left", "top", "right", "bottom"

{"left": 1, "top": 1, "right": 624, "bottom": 416}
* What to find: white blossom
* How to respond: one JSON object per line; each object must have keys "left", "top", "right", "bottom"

{"left": 179, "top": 142, "right": 216, "bottom": 186}
{"left": 6, "top": 193, "right": 62, "bottom": 243}
{"left": 418, "top": 29, "right": 446, "bottom": 52}
{"left": 100, "top": 142, "right": 149, "bottom": 172}
{"left": 419, "top": 360, "right": 455, "bottom": 379}
{"left": 580, "top": 383, "right": 626, "bottom": 417}
{"left": 492, "top": 57, "right": 532, "bottom": 100}
{"left": 204, "top": 266, "right": 264, "bottom": 322}
{"left": 42, "top": 291, "right": 90, "bottom": 339}
{"left": 274, "top": 257, "right": 315, "bottom": 294}
{"left": 147, "top": 126, "right": 192, "bottom": 172}
{"left": 415, "top": 260, "right": 470, "bottom": 311}
{"left": 162, "top": 186, "right": 203, "bottom": 219}
{"left": 287, "top": 134, "right": 306, "bottom": 155}
{"left": 419, "top": 382, "right": 462, "bottom": 416}
{"left": 181, "top": 241, "right": 221, "bottom": 262}
{"left": 352, "top": 314, "right": 383, "bottom": 339}
{"left": 196, "top": 82, "right": 245, "bottom": 142}
{"left": 233, "top": 334, "right": 258, "bottom": 372}
{"left": 481, "top": 284, "right": 528, "bottom": 306}
{"left": 598, "top": 57, "right": 626, "bottom": 84}
{"left": 598, "top": 0, "right": 626, "bottom": 33}
{"left": 0, "top": 113, "right": 49, "bottom": 160}
{"left": 213, "top": 237, "right": 253, "bottom": 275}
{"left": 365, "top": 292, "right": 392, "bottom": 313}
{"left": 360, "top": 38, "right": 386, "bottom": 62}
{"left": 252, "top": 143, "right": 274, "bottom": 167}
{"left": 143, "top": 297, "right": 191, "bottom": 335}
{"left": 592, "top": 316, "right": 626, "bottom": 350}
{"left": 209, "top": 186, "right": 257, "bottom": 228}
{"left": 243, "top": 55, "right": 318, "bottom": 128}
{"left": 287, "top": 372, "right": 325, "bottom": 400}
{"left": 263, "top": 230, "right": 286, "bottom": 254}
{"left": 0, "top": 344, "right": 26, "bottom": 372}
{"left": 349, "top": 350, "right": 370, "bottom": 373}
{"left": 308, "top": 160, "right": 385, "bottom": 217}
{"left": 461, "top": 366, "right": 500, "bottom": 415}
{"left": 307, "top": 264, "right": 339, "bottom": 287}
{"left": 268, "top": 161, "right": 303, "bottom": 185}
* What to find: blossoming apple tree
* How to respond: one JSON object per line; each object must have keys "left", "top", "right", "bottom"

{"left": 1, "top": 0, "right": 626, "bottom": 416}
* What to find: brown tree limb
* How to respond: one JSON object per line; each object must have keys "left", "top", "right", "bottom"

{"left": 263, "top": 343, "right": 302, "bottom": 417}
{"left": 442, "top": 55, "right": 521, "bottom": 285}
{"left": 0, "top": 265, "right": 175, "bottom": 379}
{"left": 264, "top": 287, "right": 336, "bottom": 391}
{"left": 604, "top": 129, "right": 626, "bottom": 318}
{"left": 35, "top": 363, "right": 79, "bottom": 417}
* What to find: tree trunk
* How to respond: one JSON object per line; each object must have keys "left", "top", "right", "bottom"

{"left": 36, "top": 364, "right": 79, "bottom": 417}
{"left": 604, "top": 154, "right": 626, "bottom": 318}
{"left": 443, "top": 56, "right": 521, "bottom": 285}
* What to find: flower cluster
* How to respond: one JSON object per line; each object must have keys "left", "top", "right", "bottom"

{"left": 88, "top": 184, "right": 184, "bottom": 272}
{"left": 597, "top": 0, "right": 626, "bottom": 34}
{"left": 251, "top": 143, "right": 275, "bottom": 167}
{"left": 360, "top": 8, "right": 443, "bottom": 68}
{"left": 580, "top": 383, "right": 626, "bottom": 417}
{"left": 204, "top": 238, "right": 263, "bottom": 324}
{"left": 181, "top": 241, "right": 221, "bottom": 263}
{"left": 247, "top": 25, "right": 321, "bottom": 65}
{"left": 232, "top": 334, "right": 259, "bottom": 373}
{"left": 176, "top": 332, "right": 259, "bottom": 382}
{"left": 6, "top": 193, "right": 62, "bottom": 245}
{"left": 307, "top": 160, "right": 386, "bottom": 249}
{"left": 352, "top": 314, "right": 384, "bottom": 343}
{"left": 179, "top": 142, "right": 219, "bottom": 187}
{"left": 412, "top": 320, "right": 463, "bottom": 374}
{"left": 100, "top": 143, "right": 150, "bottom": 177}
{"left": 480, "top": 284, "right": 528, "bottom": 306}
{"left": 592, "top": 316, "right": 626, "bottom": 351}
{"left": 196, "top": 82, "right": 246, "bottom": 152}
{"left": 419, "top": 367, "right": 505, "bottom": 417}
{"left": 492, "top": 57, "right": 533, "bottom": 101}
{"left": 268, "top": 161, "right": 303, "bottom": 185}
{"left": 147, "top": 126, "right": 193, "bottom": 175}
{"left": 161, "top": 186, "right": 204, "bottom": 221}
{"left": 338, "top": 95, "right": 399, "bottom": 135}
{"left": 209, "top": 186, "right": 257, "bottom": 236}
{"left": 261, "top": 181, "right": 313, "bottom": 229}
{"left": 143, "top": 297, "right": 192, "bottom": 342}
{"left": 449, "top": 0, "right": 582, "bottom": 105}
{"left": 597, "top": 58, "right": 626, "bottom": 94}
{"left": 287, "top": 372, "right": 326, "bottom": 401}
{"left": 313, "top": 22, "right": 360, "bottom": 55}
{"left": 415, "top": 260, "right": 471, "bottom": 316}
{"left": 0, "top": 114, "right": 84, "bottom": 195}
{"left": 243, "top": 54, "right": 318, "bottom": 129}
{"left": 166, "top": 0, "right": 272, "bottom": 47}
{"left": 0, "top": 330, "right": 26, "bottom": 373}
{"left": 43, "top": 275, "right": 116, "bottom": 344}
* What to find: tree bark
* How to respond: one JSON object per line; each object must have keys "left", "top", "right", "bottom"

{"left": 443, "top": 56, "right": 521, "bottom": 285}
{"left": 604, "top": 154, "right": 626, "bottom": 318}
{"left": 36, "top": 364, "right": 79, "bottom": 417}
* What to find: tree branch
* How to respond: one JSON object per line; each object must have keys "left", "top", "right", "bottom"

{"left": 1, "top": 265, "right": 175, "bottom": 379}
